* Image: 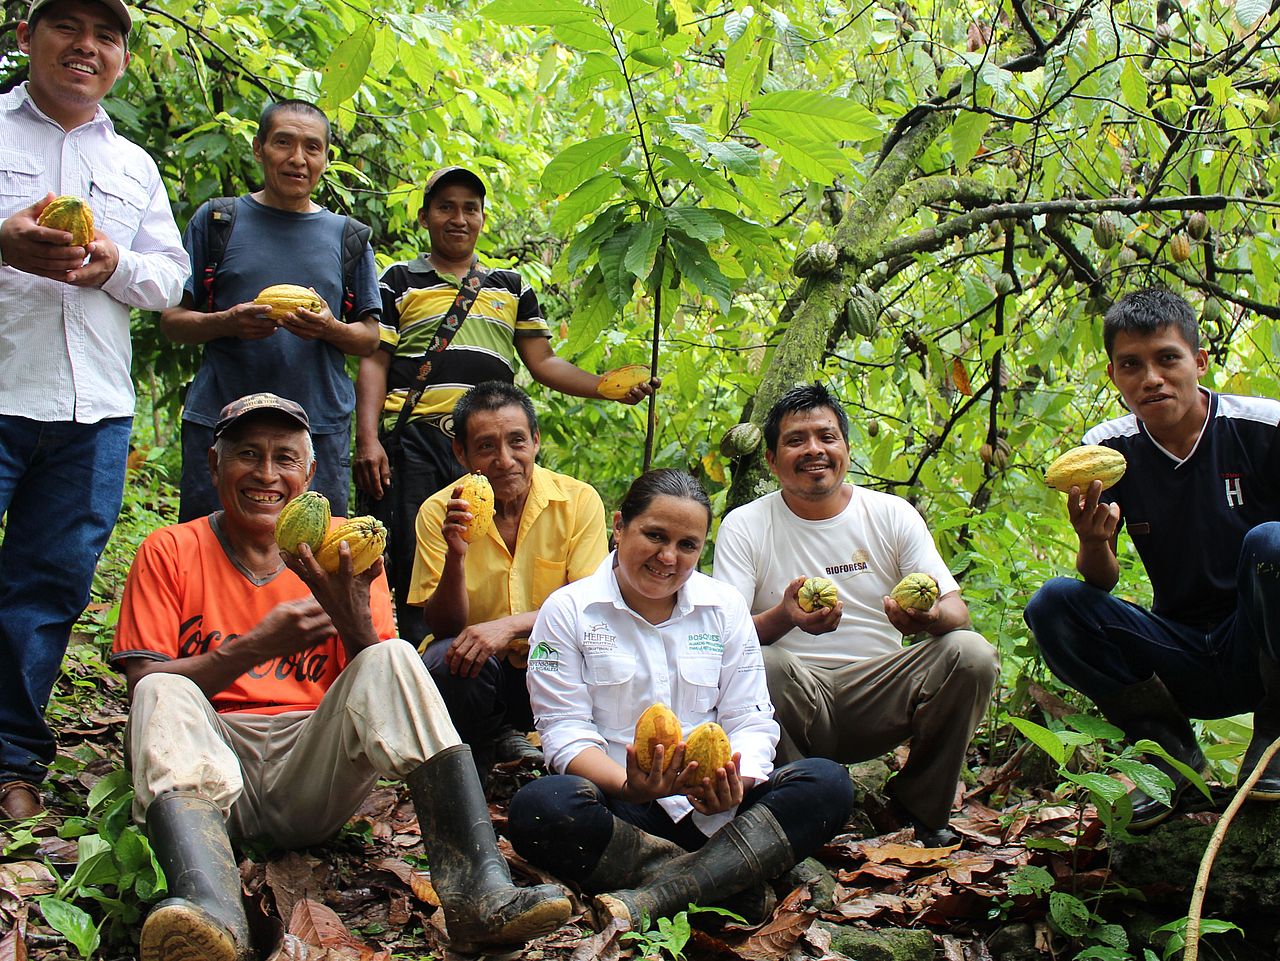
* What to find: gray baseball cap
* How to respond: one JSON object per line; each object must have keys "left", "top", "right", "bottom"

{"left": 27, "top": 0, "right": 132, "bottom": 35}
{"left": 422, "top": 166, "right": 486, "bottom": 204}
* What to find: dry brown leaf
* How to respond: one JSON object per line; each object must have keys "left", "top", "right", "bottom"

{"left": 569, "top": 917, "right": 627, "bottom": 961}
{"left": 0, "top": 906, "right": 27, "bottom": 961}
{"left": 951, "top": 358, "right": 974, "bottom": 396}
{"left": 832, "top": 890, "right": 905, "bottom": 920}
{"left": 370, "top": 858, "right": 439, "bottom": 907}
{"left": 0, "top": 863, "right": 56, "bottom": 899}
{"left": 735, "top": 909, "right": 815, "bottom": 961}
{"left": 863, "top": 841, "right": 960, "bottom": 865}
{"left": 836, "top": 861, "right": 912, "bottom": 883}
{"left": 266, "top": 852, "right": 327, "bottom": 927}
{"left": 940, "top": 933, "right": 966, "bottom": 960}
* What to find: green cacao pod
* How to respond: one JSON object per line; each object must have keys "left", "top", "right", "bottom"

{"left": 1187, "top": 211, "right": 1209, "bottom": 241}
{"left": 1169, "top": 233, "right": 1192, "bottom": 263}
{"left": 797, "top": 576, "right": 839, "bottom": 613}
{"left": 1044, "top": 444, "right": 1127, "bottom": 493}
{"left": 1117, "top": 245, "right": 1138, "bottom": 268}
{"left": 275, "top": 491, "right": 332, "bottom": 555}
{"left": 254, "top": 284, "right": 325, "bottom": 321}
{"left": 36, "top": 195, "right": 94, "bottom": 246}
{"left": 890, "top": 573, "right": 940, "bottom": 612}
{"left": 719, "top": 423, "right": 763, "bottom": 459}
{"left": 316, "top": 516, "right": 388, "bottom": 575}
{"left": 792, "top": 241, "right": 840, "bottom": 278}
{"left": 867, "top": 419, "right": 880, "bottom": 438}
{"left": 1092, "top": 214, "right": 1119, "bottom": 250}
{"left": 993, "top": 272, "right": 1015, "bottom": 296}
{"left": 1201, "top": 295, "right": 1223, "bottom": 324}
{"left": 845, "top": 294, "right": 880, "bottom": 338}
{"left": 979, "top": 442, "right": 994, "bottom": 465}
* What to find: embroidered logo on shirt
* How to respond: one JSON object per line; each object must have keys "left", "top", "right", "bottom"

{"left": 686, "top": 632, "right": 723, "bottom": 654}
{"left": 528, "top": 641, "right": 559, "bottom": 673}
{"left": 1223, "top": 473, "right": 1245, "bottom": 508}
{"left": 582, "top": 625, "right": 618, "bottom": 655}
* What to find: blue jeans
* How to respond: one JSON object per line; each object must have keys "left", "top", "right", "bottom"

{"left": 421, "top": 637, "right": 532, "bottom": 750}
{"left": 0, "top": 415, "right": 131, "bottom": 783}
{"left": 1024, "top": 522, "right": 1280, "bottom": 718}
{"left": 180, "top": 420, "right": 352, "bottom": 521}
{"left": 506, "top": 758, "right": 854, "bottom": 886}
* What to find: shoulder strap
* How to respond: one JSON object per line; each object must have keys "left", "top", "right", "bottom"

{"left": 340, "top": 216, "right": 373, "bottom": 319}
{"left": 203, "top": 197, "right": 238, "bottom": 310}
{"left": 384, "top": 261, "right": 489, "bottom": 445}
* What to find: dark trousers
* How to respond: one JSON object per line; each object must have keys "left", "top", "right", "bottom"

{"left": 506, "top": 758, "right": 854, "bottom": 886}
{"left": 0, "top": 415, "right": 131, "bottom": 782}
{"left": 364, "top": 421, "right": 464, "bottom": 646}
{"left": 1024, "top": 522, "right": 1280, "bottom": 719}
{"left": 421, "top": 637, "right": 532, "bottom": 750}
{"left": 180, "top": 420, "right": 353, "bottom": 521}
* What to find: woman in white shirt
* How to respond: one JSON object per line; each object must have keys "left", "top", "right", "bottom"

{"left": 508, "top": 469, "right": 853, "bottom": 928}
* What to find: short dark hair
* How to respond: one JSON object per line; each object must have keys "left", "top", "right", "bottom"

{"left": 453, "top": 382, "right": 538, "bottom": 446}
{"left": 256, "top": 99, "right": 331, "bottom": 147}
{"left": 1103, "top": 286, "right": 1199, "bottom": 357}
{"left": 763, "top": 383, "right": 850, "bottom": 453}
{"left": 617, "top": 468, "right": 712, "bottom": 532}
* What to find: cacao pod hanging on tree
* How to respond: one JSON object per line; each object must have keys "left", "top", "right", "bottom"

{"left": 1117, "top": 245, "right": 1139, "bottom": 268}
{"left": 1092, "top": 214, "right": 1119, "bottom": 250}
{"left": 1169, "top": 233, "right": 1192, "bottom": 263}
{"left": 1187, "top": 211, "right": 1209, "bottom": 240}
{"left": 792, "top": 241, "right": 840, "bottom": 278}
{"left": 1201, "top": 295, "right": 1223, "bottom": 324}
{"left": 719, "top": 423, "right": 763, "bottom": 459}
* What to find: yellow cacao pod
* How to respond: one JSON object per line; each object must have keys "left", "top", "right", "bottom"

{"left": 598, "top": 365, "right": 651, "bottom": 400}
{"left": 890, "top": 573, "right": 940, "bottom": 612}
{"left": 254, "top": 284, "right": 325, "bottom": 321}
{"left": 37, "top": 195, "right": 94, "bottom": 246}
{"left": 634, "top": 703, "right": 682, "bottom": 774}
{"left": 275, "top": 491, "right": 332, "bottom": 554}
{"left": 457, "top": 472, "right": 495, "bottom": 544}
{"left": 684, "top": 722, "right": 732, "bottom": 776}
{"left": 316, "top": 516, "right": 387, "bottom": 575}
{"left": 1168, "top": 233, "right": 1192, "bottom": 263}
{"left": 1044, "top": 444, "right": 1127, "bottom": 493}
{"left": 797, "top": 576, "right": 839, "bottom": 613}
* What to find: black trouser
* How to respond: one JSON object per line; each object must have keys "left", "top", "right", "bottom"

{"left": 364, "top": 420, "right": 464, "bottom": 645}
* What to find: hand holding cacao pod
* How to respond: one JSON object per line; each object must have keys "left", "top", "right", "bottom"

{"left": 889, "top": 573, "right": 940, "bottom": 612}
{"left": 683, "top": 722, "right": 733, "bottom": 777}
{"left": 275, "top": 491, "right": 332, "bottom": 555}
{"left": 315, "top": 516, "right": 387, "bottom": 575}
{"left": 36, "top": 196, "right": 95, "bottom": 247}
{"left": 455, "top": 473, "right": 495, "bottom": 544}
{"left": 634, "top": 703, "right": 682, "bottom": 773}
{"left": 1044, "top": 445, "right": 1127, "bottom": 493}
{"left": 796, "top": 576, "right": 839, "bottom": 612}
{"left": 598, "top": 365, "right": 652, "bottom": 400}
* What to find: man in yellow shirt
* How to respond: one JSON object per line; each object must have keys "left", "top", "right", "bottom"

{"left": 409, "top": 382, "right": 607, "bottom": 775}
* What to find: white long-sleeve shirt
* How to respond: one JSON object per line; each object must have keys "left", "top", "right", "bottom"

{"left": 528, "top": 553, "right": 778, "bottom": 835}
{"left": 0, "top": 83, "right": 188, "bottom": 423}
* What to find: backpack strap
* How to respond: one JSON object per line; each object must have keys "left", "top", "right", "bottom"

{"left": 341, "top": 216, "right": 373, "bottom": 320}
{"left": 203, "top": 197, "right": 237, "bottom": 311}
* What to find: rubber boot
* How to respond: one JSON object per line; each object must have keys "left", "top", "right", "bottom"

{"left": 409, "top": 744, "right": 572, "bottom": 952}
{"left": 580, "top": 814, "right": 777, "bottom": 925}
{"left": 140, "top": 791, "right": 251, "bottom": 961}
{"left": 1094, "top": 675, "right": 1206, "bottom": 830}
{"left": 1241, "top": 653, "right": 1280, "bottom": 800}
{"left": 593, "top": 804, "right": 794, "bottom": 929}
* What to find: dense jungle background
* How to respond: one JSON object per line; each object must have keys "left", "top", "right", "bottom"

{"left": 4, "top": 0, "right": 1280, "bottom": 958}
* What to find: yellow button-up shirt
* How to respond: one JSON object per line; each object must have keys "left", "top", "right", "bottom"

{"left": 408, "top": 465, "right": 608, "bottom": 644}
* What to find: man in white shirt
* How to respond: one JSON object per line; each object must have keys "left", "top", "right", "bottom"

{"left": 714, "top": 384, "right": 998, "bottom": 846}
{"left": 0, "top": 0, "right": 188, "bottom": 820}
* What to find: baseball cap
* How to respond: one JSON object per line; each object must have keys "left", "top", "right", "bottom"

{"left": 422, "top": 166, "right": 486, "bottom": 204}
{"left": 27, "top": 0, "right": 132, "bottom": 34}
{"left": 213, "top": 393, "right": 310, "bottom": 439}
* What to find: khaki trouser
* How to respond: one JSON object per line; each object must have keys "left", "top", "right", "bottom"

{"left": 762, "top": 630, "right": 998, "bottom": 828}
{"left": 126, "top": 639, "right": 461, "bottom": 848}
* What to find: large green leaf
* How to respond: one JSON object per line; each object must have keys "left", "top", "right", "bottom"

{"left": 543, "top": 134, "right": 634, "bottom": 194}
{"left": 746, "top": 91, "right": 880, "bottom": 143}
{"left": 320, "top": 23, "right": 376, "bottom": 109}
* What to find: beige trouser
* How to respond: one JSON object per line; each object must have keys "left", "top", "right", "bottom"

{"left": 763, "top": 630, "right": 998, "bottom": 828}
{"left": 126, "top": 639, "right": 461, "bottom": 848}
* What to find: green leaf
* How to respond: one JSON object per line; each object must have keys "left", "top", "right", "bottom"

{"left": 705, "top": 140, "right": 759, "bottom": 174}
{"left": 1005, "top": 864, "right": 1055, "bottom": 896}
{"left": 1064, "top": 770, "right": 1130, "bottom": 805}
{"left": 739, "top": 118, "right": 847, "bottom": 181}
{"left": 86, "top": 768, "right": 130, "bottom": 813}
{"left": 480, "top": 0, "right": 596, "bottom": 25}
{"left": 550, "top": 173, "right": 622, "bottom": 232}
{"left": 1048, "top": 891, "right": 1091, "bottom": 937}
{"left": 543, "top": 134, "right": 634, "bottom": 194}
{"left": 598, "top": 226, "right": 639, "bottom": 307}
{"left": 663, "top": 207, "right": 725, "bottom": 243}
{"left": 1237, "top": 0, "right": 1268, "bottom": 28}
{"left": 39, "top": 897, "right": 101, "bottom": 959}
{"left": 553, "top": 19, "right": 615, "bottom": 52}
{"left": 1063, "top": 713, "right": 1123, "bottom": 741}
{"left": 668, "top": 233, "right": 732, "bottom": 313}
{"left": 604, "top": 0, "right": 658, "bottom": 34}
{"left": 1119, "top": 59, "right": 1148, "bottom": 113}
{"left": 320, "top": 23, "right": 376, "bottom": 110}
{"left": 746, "top": 91, "right": 880, "bottom": 142}
{"left": 623, "top": 218, "right": 662, "bottom": 278}
{"left": 564, "top": 274, "right": 619, "bottom": 355}
{"left": 566, "top": 204, "right": 627, "bottom": 274}
{"left": 950, "top": 110, "right": 992, "bottom": 170}
{"left": 1008, "top": 716, "right": 1067, "bottom": 765}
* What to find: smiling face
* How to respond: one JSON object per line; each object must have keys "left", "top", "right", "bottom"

{"left": 452, "top": 404, "right": 539, "bottom": 508}
{"left": 210, "top": 417, "right": 316, "bottom": 541}
{"left": 612, "top": 495, "right": 710, "bottom": 624}
{"left": 18, "top": 0, "right": 129, "bottom": 130}
{"left": 1107, "top": 325, "right": 1209, "bottom": 451}
{"left": 252, "top": 110, "right": 329, "bottom": 211}
{"left": 421, "top": 182, "right": 485, "bottom": 269}
{"left": 766, "top": 407, "right": 851, "bottom": 509}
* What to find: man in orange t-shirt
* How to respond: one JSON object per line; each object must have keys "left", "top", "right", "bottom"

{"left": 110, "top": 393, "right": 569, "bottom": 961}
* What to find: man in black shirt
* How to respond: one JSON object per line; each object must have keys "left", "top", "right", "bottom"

{"left": 1026, "top": 286, "right": 1280, "bottom": 828}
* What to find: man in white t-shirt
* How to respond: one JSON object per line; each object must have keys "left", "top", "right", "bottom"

{"left": 713, "top": 384, "right": 998, "bottom": 846}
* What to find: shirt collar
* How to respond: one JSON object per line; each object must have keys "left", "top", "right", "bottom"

{"left": 8, "top": 82, "right": 113, "bottom": 132}
{"left": 595, "top": 551, "right": 713, "bottom": 621}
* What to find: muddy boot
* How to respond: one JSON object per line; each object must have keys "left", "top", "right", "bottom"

{"left": 1095, "top": 675, "right": 1206, "bottom": 830}
{"left": 492, "top": 726, "right": 543, "bottom": 767}
{"left": 1242, "top": 653, "right": 1280, "bottom": 800}
{"left": 140, "top": 792, "right": 251, "bottom": 961}
{"left": 409, "top": 745, "right": 572, "bottom": 952}
{"left": 593, "top": 804, "right": 793, "bottom": 930}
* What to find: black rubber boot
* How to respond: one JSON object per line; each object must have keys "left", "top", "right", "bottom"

{"left": 408, "top": 745, "right": 572, "bottom": 952}
{"left": 1241, "top": 653, "right": 1280, "bottom": 800}
{"left": 1094, "top": 675, "right": 1206, "bottom": 830}
{"left": 592, "top": 804, "right": 794, "bottom": 930}
{"left": 140, "top": 791, "right": 251, "bottom": 961}
{"left": 492, "top": 726, "right": 543, "bottom": 767}
{"left": 580, "top": 814, "right": 777, "bottom": 925}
